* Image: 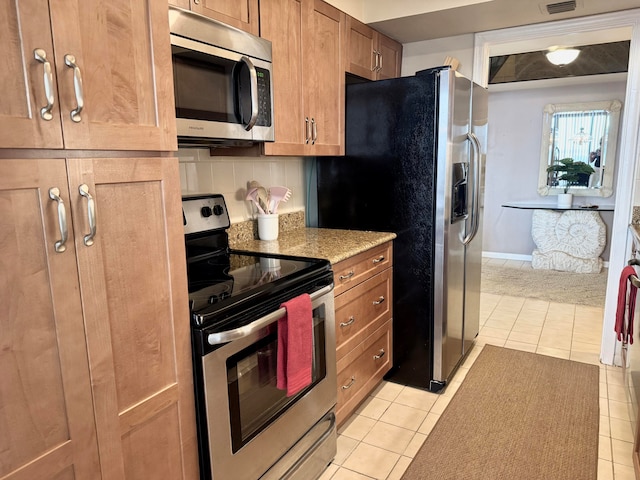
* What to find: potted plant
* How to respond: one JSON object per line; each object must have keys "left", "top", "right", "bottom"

{"left": 546, "top": 158, "right": 595, "bottom": 208}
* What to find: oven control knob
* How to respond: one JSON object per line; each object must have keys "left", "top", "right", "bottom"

{"left": 213, "top": 204, "right": 224, "bottom": 216}
{"left": 201, "top": 206, "right": 213, "bottom": 218}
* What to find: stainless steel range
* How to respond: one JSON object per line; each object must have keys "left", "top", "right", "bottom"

{"left": 183, "top": 194, "right": 337, "bottom": 480}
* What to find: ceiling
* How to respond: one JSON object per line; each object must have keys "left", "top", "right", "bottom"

{"left": 367, "top": 0, "right": 640, "bottom": 44}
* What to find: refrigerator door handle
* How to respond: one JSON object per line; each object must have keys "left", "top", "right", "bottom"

{"left": 462, "top": 132, "right": 481, "bottom": 245}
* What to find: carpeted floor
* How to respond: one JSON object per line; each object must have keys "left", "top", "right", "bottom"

{"left": 401, "top": 345, "right": 600, "bottom": 480}
{"left": 481, "top": 262, "right": 607, "bottom": 306}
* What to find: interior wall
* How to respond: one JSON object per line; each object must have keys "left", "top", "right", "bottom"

{"left": 177, "top": 148, "right": 306, "bottom": 223}
{"left": 484, "top": 79, "right": 626, "bottom": 261}
{"left": 401, "top": 34, "right": 475, "bottom": 78}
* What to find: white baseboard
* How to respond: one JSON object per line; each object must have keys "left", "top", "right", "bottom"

{"left": 482, "top": 251, "right": 610, "bottom": 268}
{"left": 482, "top": 251, "right": 532, "bottom": 262}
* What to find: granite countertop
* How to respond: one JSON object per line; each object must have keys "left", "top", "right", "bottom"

{"left": 230, "top": 227, "right": 396, "bottom": 264}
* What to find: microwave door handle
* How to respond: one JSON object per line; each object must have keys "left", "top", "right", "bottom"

{"left": 239, "top": 56, "right": 259, "bottom": 131}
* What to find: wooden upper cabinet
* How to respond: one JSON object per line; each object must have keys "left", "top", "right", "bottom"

{"left": 261, "top": 0, "right": 344, "bottom": 156}
{"left": 345, "top": 16, "right": 377, "bottom": 81}
{"left": 260, "top": 0, "right": 305, "bottom": 155}
{"left": 1, "top": 1, "right": 64, "bottom": 148}
{"left": 345, "top": 16, "right": 402, "bottom": 81}
{"left": 377, "top": 33, "right": 403, "bottom": 80}
{"left": 190, "top": 0, "right": 260, "bottom": 36}
{"left": 2, "top": 0, "right": 177, "bottom": 151}
{"left": 304, "top": 0, "right": 344, "bottom": 155}
{"left": 0, "top": 159, "right": 101, "bottom": 479}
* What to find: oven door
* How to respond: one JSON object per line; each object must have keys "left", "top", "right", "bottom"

{"left": 199, "top": 285, "right": 336, "bottom": 480}
{"left": 170, "top": 34, "right": 274, "bottom": 144}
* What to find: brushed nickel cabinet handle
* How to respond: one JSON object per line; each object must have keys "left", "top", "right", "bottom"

{"left": 372, "top": 296, "right": 385, "bottom": 305}
{"left": 64, "top": 54, "right": 84, "bottom": 123}
{"left": 34, "top": 49, "right": 55, "bottom": 121}
{"left": 373, "top": 349, "right": 385, "bottom": 360}
{"left": 372, "top": 50, "right": 378, "bottom": 72}
{"left": 49, "top": 187, "right": 67, "bottom": 253}
{"left": 311, "top": 117, "right": 317, "bottom": 145}
{"left": 340, "top": 316, "right": 355, "bottom": 328}
{"left": 373, "top": 50, "right": 382, "bottom": 72}
{"left": 339, "top": 271, "right": 354, "bottom": 281}
{"left": 341, "top": 376, "right": 356, "bottom": 390}
{"left": 372, "top": 255, "right": 385, "bottom": 264}
{"left": 378, "top": 51, "right": 383, "bottom": 72}
{"left": 305, "top": 117, "right": 311, "bottom": 144}
{"left": 78, "top": 184, "right": 96, "bottom": 246}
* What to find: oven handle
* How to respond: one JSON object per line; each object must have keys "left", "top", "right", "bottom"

{"left": 207, "top": 284, "right": 333, "bottom": 346}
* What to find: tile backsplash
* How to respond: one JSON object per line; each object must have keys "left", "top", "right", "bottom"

{"left": 177, "top": 148, "right": 307, "bottom": 223}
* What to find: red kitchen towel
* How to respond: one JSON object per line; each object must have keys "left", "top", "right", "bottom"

{"left": 615, "top": 265, "right": 638, "bottom": 344}
{"left": 277, "top": 293, "right": 313, "bottom": 397}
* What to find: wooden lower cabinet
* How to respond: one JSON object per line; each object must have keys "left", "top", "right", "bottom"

{"left": 0, "top": 159, "right": 101, "bottom": 479}
{"left": 0, "top": 157, "right": 198, "bottom": 480}
{"left": 332, "top": 241, "right": 393, "bottom": 427}
{"left": 336, "top": 321, "right": 392, "bottom": 426}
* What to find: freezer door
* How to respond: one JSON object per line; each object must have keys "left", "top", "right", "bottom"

{"left": 432, "top": 69, "right": 472, "bottom": 386}
{"left": 463, "top": 81, "right": 488, "bottom": 353}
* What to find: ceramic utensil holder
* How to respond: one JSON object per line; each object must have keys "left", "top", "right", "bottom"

{"left": 258, "top": 213, "right": 279, "bottom": 240}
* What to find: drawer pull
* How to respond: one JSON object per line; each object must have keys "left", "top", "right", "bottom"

{"left": 373, "top": 349, "right": 386, "bottom": 360}
{"left": 339, "top": 271, "right": 355, "bottom": 281}
{"left": 372, "top": 296, "right": 385, "bottom": 305}
{"left": 340, "top": 316, "right": 355, "bottom": 328}
{"left": 372, "top": 255, "right": 385, "bottom": 264}
{"left": 341, "top": 376, "right": 356, "bottom": 390}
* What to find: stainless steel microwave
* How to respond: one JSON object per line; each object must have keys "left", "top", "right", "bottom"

{"left": 168, "top": 6, "right": 275, "bottom": 146}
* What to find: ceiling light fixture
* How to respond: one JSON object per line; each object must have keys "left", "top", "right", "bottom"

{"left": 572, "top": 127, "right": 592, "bottom": 145}
{"left": 545, "top": 48, "right": 580, "bottom": 66}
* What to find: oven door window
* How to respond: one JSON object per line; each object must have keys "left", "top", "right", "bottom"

{"left": 226, "top": 304, "right": 327, "bottom": 453}
{"left": 172, "top": 46, "right": 236, "bottom": 123}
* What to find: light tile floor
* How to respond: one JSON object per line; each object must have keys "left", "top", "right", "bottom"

{"left": 319, "top": 258, "right": 633, "bottom": 480}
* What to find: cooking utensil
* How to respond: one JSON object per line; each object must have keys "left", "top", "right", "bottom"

{"left": 246, "top": 187, "right": 266, "bottom": 214}
{"left": 268, "top": 186, "right": 292, "bottom": 213}
{"left": 248, "top": 181, "right": 270, "bottom": 214}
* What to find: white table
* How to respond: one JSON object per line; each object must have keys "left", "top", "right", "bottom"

{"left": 502, "top": 203, "right": 614, "bottom": 273}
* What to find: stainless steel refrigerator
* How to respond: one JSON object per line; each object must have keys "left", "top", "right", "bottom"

{"left": 316, "top": 66, "right": 487, "bottom": 392}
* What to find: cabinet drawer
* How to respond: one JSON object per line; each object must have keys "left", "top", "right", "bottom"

{"left": 335, "top": 268, "right": 392, "bottom": 361}
{"left": 333, "top": 242, "right": 392, "bottom": 296}
{"left": 336, "top": 320, "right": 392, "bottom": 426}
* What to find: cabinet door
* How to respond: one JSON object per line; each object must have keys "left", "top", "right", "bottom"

{"left": 377, "top": 33, "right": 403, "bottom": 80}
{"left": 66, "top": 157, "right": 198, "bottom": 480}
{"left": 1, "top": 1, "right": 64, "bottom": 148}
{"left": 261, "top": 0, "right": 307, "bottom": 156}
{"left": 345, "top": 16, "right": 377, "bottom": 81}
{"left": 0, "top": 159, "right": 101, "bottom": 479}
{"left": 192, "top": 0, "right": 259, "bottom": 35}
{"left": 48, "top": 0, "right": 177, "bottom": 151}
{"left": 303, "top": 0, "right": 344, "bottom": 155}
